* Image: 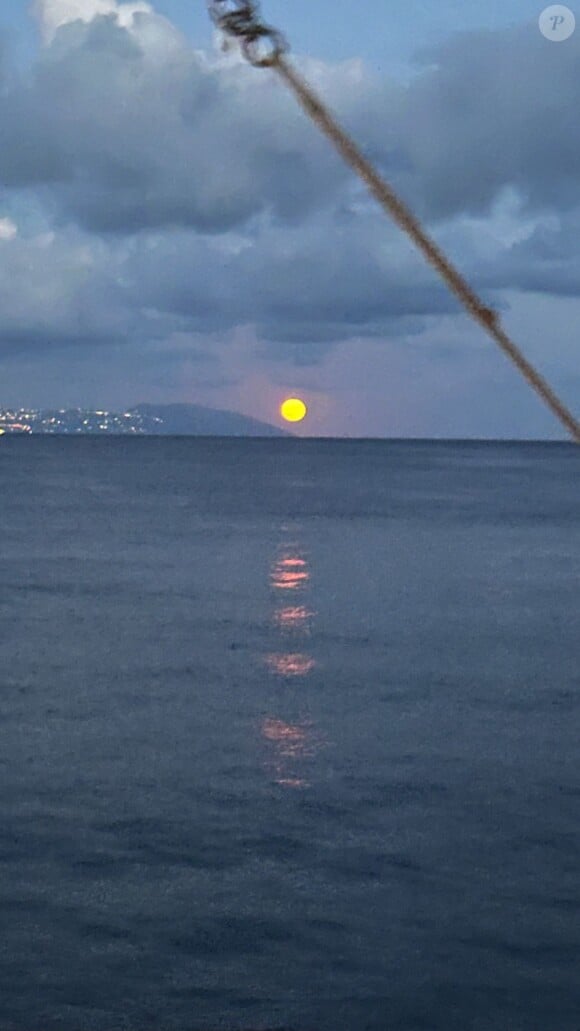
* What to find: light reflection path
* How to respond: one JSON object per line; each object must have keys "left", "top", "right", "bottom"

{"left": 260, "top": 524, "right": 326, "bottom": 789}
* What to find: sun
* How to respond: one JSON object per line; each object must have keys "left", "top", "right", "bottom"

{"left": 280, "top": 397, "right": 307, "bottom": 423}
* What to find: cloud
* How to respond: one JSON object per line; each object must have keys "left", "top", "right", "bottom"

{"left": 0, "top": 188, "right": 571, "bottom": 374}
{"left": 479, "top": 210, "right": 580, "bottom": 297}
{"left": 389, "top": 25, "right": 580, "bottom": 221}
{"left": 3, "top": 10, "right": 580, "bottom": 239}
{"left": 0, "top": 216, "right": 18, "bottom": 240}
{"left": 33, "top": 0, "right": 153, "bottom": 45}
{"left": 0, "top": 223, "right": 137, "bottom": 355}
{"left": 1, "top": 11, "right": 357, "bottom": 234}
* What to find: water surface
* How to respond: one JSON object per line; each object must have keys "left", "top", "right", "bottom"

{"left": 0, "top": 438, "right": 578, "bottom": 1031}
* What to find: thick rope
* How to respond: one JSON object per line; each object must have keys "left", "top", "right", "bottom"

{"left": 209, "top": 2, "right": 580, "bottom": 442}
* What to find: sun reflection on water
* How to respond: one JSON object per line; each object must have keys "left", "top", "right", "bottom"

{"left": 265, "top": 544, "right": 316, "bottom": 679}
{"left": 273, "top": 604, "right": 314, "bottom": 631}
{"left": 270, "top": 556, "right": 310, "bottom": 591}
{"left": 264, "top": 652, "right": 316, "bottom": 677}
{"left": 260, "top": 532, "right": 327, "bottom": 789}
{"left": 261, "top": 716, "right": 322, "bottom": 789}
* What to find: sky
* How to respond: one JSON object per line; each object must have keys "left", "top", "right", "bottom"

{"left": 0, "top": 0, "right": 579, "bottom": 437}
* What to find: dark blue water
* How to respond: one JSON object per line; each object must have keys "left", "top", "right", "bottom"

{"left": 0, "top": 437, "right": 579, "bottom": 1031}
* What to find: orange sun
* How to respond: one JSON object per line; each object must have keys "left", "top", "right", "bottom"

{"left": 280, "top": 397, "right": 307, "bottom": 422}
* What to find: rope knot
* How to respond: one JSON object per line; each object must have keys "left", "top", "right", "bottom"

{"left": 476, "top": 305, "right": 499, "bottom": 331}
{"left": 209, "top": 0, "right": 288, "bottom": 67}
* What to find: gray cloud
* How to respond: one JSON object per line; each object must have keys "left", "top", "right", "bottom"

{"left": 0, "top": 227, "right": 136, "bottom": 348}
{"left": 389, "top": 25, "right": 580, "bottom": 221}
{"left": 478, "top": 213, "right": 580, "bottom": 297}
{"left": 2, "top": 12, "right": 579, "bottom": 239}
{"left": 0, "top": 186, "right": 577, "bottom": 370}
{"left": 0, "top": 13, "right": 353, "bottom": 234}
{"left": 119, "top": 208, "right": 463, "bottom": 343}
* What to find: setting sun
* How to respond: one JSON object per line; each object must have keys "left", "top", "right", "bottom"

{"left": 280, "top": 397, "right": 307, "bottom": 423}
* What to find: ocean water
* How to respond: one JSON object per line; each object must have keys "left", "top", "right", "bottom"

{"left": 0, "top": 437, "right": 579, "bottom": 1031}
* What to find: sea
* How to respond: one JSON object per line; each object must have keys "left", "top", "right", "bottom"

{"left": 0, "top": 437, "right": 579, "bottom": 1031}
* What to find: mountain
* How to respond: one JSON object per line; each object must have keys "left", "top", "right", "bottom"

{"left": 128, "top": 403, "right": 290, "bottom": 436}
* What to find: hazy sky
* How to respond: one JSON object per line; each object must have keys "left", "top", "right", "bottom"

{"left": 0, "top": 0, "right": 579, "bottom": 437}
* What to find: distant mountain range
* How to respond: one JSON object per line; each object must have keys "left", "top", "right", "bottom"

{"left": 133, "top": 403, "right": 290, "bottom": 436}
{"left": 0, "top": 402, "right": 291, "bottom": 437}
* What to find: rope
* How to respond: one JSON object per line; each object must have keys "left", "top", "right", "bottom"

{"left": 208, "top": 1, "right": 580, "bottom": 443}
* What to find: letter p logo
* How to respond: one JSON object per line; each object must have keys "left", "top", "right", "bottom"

{"left": 539, "top": 5, "right": 576, "bottom": 40}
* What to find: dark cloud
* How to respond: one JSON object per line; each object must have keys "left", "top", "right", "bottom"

{"left": 479, "top": 214, "right": 580, "bottom": 297}
{"left": 0, "top": 13, "right": 351, "bottom": 233}
{"left": 389, "top": 25, "right": 580, "bottom": 221}
{"left": 2, "top": 13, "right": 579, "bottom": 240}
{"left": 0, "top": 188, "right": 577, "bottom": 369}
{"left": 112, "top": 205, "right": 471, "bottom": 355}
{"left": 0, "top": 227, "right": 137, "bottom": 347}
